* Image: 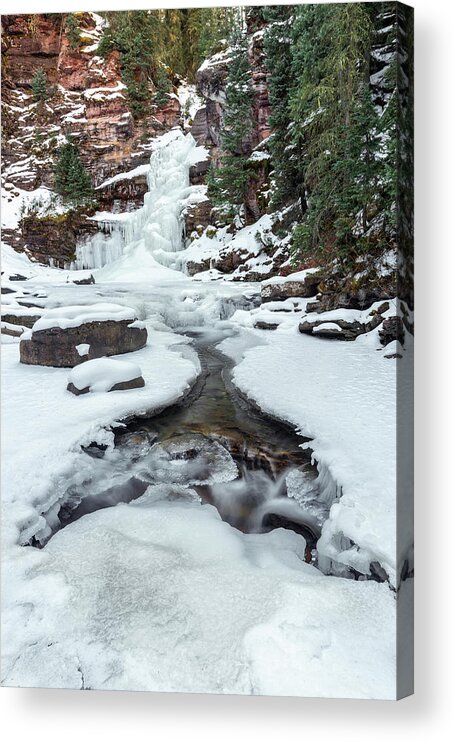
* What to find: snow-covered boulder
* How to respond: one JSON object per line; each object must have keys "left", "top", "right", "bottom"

{"left": 20, "top": 303, "right": 147, "bottom": 367}
{"left": 261, "top": 271, "right": 322, "bottom": 302}
{"left": 67, "top": 358, "right": 145, "bottom": 395}
{"left": 299, "top": 318, "right": 365, "bottom": 340}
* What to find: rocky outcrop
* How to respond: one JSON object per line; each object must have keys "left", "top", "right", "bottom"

{"left": 1, "top": 11, "right": 183, "bottom": 264}
{"left": 20, "top": 319, "right": 147, "bottom": 367}
{"left": 184, "top": 198, "right": 213, "bottom": 238}
{"left": 17, "top": 209, "right": 99, "bottom": 267}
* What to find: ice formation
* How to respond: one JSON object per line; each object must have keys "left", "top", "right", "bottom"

{"left": 74, "top": 129, "right": 208, "bottom": 273}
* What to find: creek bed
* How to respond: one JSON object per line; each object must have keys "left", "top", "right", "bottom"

{"left": 46, "top": 327, "right": 326, "bottom": 560}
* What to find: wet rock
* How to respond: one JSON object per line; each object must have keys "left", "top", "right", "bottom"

{"left": 261, "top": 275, "right": 322, "bottom": 302}
{"left": 20, "top": 319, "right": 147, "bottom": 367}
{"left": 81, "top": 442, "right": 108, "bottom": 459}
{"left": 379, "top": 316, "right": 405, "bottom": 346}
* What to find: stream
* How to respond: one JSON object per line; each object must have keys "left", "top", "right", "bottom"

{"left": 48, "top": 320, "right": 326, "bottom": 563}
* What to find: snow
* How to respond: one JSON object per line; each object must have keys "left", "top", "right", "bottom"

{"left": 2, "top": 477, "right": 395, "bottom": 696}
{"left": 67, "top": 358, "right": 143, "bottom": 393}
{"left": 1, "top": 185, "right": 66, "bottom": 230}
{"left": 312, "top": 322, "right": 343, "bottom": 333}
{"left": 75, "top": 343, "right": 90, "bottom": 357}
{"left": 220, "top": 310, "right": 402, "bottom": 585}
{"left": 1, "top": 91, "right": 403, "bottom": 696}
{"left": 96, "top": 164, "right": 150, "bottom": 189}
{"left": 31, "top": 303, "right": 136, "bottom": 332}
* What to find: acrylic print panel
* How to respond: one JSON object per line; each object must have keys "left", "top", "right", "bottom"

{"left": 0, "top": 2, "right": 414, "bottom": 699}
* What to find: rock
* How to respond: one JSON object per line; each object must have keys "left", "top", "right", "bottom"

{"left": 66, "top": 358, "right": 145, "bottom": 394}
{"left": 20, "top": 304, "right": 147, "bottom": 367}
{"left": 376, "top": 301, "right": 390, "bottom": 315}
{"left": 189, "top": 158, "right": 210, "bottom": 185}
{"left": 81, "top": 442, "right": 108, "bottom": 458}
{"left": 68, "top": 376, "right": 145, "bottom": 395}
{"left": 190, "top": 106, "right": 210, "bottom": 146}
{"left": 21, "top": 319, "right": 147, "bottom": 367}
{"left": 299, "top": 319, "right": 365, "bottom": 340}
{"left": 254, "top": 320, "right": 279, "bottom": 330}
{"left": 8, "top": 274, "right": 28, "bottom": 282}
{"left": 2, "top": 312, "right": 42, "bottom": 329}
{"left": 73, "top": 274, "right": 95, "bottom": 285}
{"left": 261, "top": 275, "right": 322, "bottom": 302}
{"left": 1, "top": 322, "right": 24, "bottom": 338}
{"left": 379, "top": 316, "right": 405, "bottom": 346}
{"left": 184, "top": 198, "right": 213, "bottom": 237}
{"left": 1, "top": 287, "right": 17, "bottom": 294}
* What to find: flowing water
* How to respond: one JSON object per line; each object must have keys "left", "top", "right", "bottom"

{"left": 54, "top": 325, "right": 324, "bottom": 561}
{"left": 35, "top": 131, "right": 328, "bottom": 562}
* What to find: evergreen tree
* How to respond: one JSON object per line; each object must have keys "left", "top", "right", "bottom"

{"left": 98, "top": 11, "right": 162, "bottom": 118}
{"left": 289, "top": 2, "right": 375, "bottom": 263}
{"left": 208, "top": 22, "right": 254, "bottom": 218}
{"left": 31, "top": 67, "right": 47, "bottom": 102}
{"left": 262, "top": 4, "right": 305, "bottom": 210}
{"left": 153, "top": 65, "right": 171, "bottom": 107}
{"left": 55, "top": 140, "right": 94, "bottom": 206}
{"left": 65, "top": 14, "right": 80, "bottom": 50}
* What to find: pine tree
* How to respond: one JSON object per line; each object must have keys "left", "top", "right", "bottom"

{"left": 153, "top": 65, "right": 171, "bottom": 107}
{"left": 208, "top": 22, "right": 254, "bottom": 219}
{"left": 98, "top": 11, "right": 162, "bottom": 118}
{"left": 55, "top": 141, "right": 94, "bottom": 206}
{"left": 31, "top": 67, "right": 47, "bottom": 102}
{"left": 65, "top": 14, "right": 80, "bottom": 50}
{"left": 262, "top": 4, "right": 305, "bottom": 210}
{"left": 289, "top": 2, "right": 375, "bottom": 263}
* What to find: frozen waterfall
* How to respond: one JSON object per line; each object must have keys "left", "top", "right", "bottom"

{"left": 73, "top": 129, "right": 208, "bottom": 274}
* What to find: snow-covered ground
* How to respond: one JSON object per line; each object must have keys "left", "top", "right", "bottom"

{"left": 1, "top": 129, "right": 402, "bottom": 698}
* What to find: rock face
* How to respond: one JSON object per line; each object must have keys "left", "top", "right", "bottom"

{"left": 20, "top": 319, "right": 147, "bottom": 367}
{"left": 184, "top": 198, "right": 213, "bottom": 238}
{"left": 1, "top": 12, "right": 182, "bottom": 263}
{"left": 261, "top": 275, "right": 322, "bottom": 302}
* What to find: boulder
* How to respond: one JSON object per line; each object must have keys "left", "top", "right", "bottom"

{"left": 299, "top": 319, "right": 365, "bottom": 341}
{"left": 261, "top": 274, "right": 322, "bottom": 302}
{"left": 67, "top": 358, "right": 145, "bottom": 395}
{"left": 20, "top": 304, "right": 147, "bottom": 367}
